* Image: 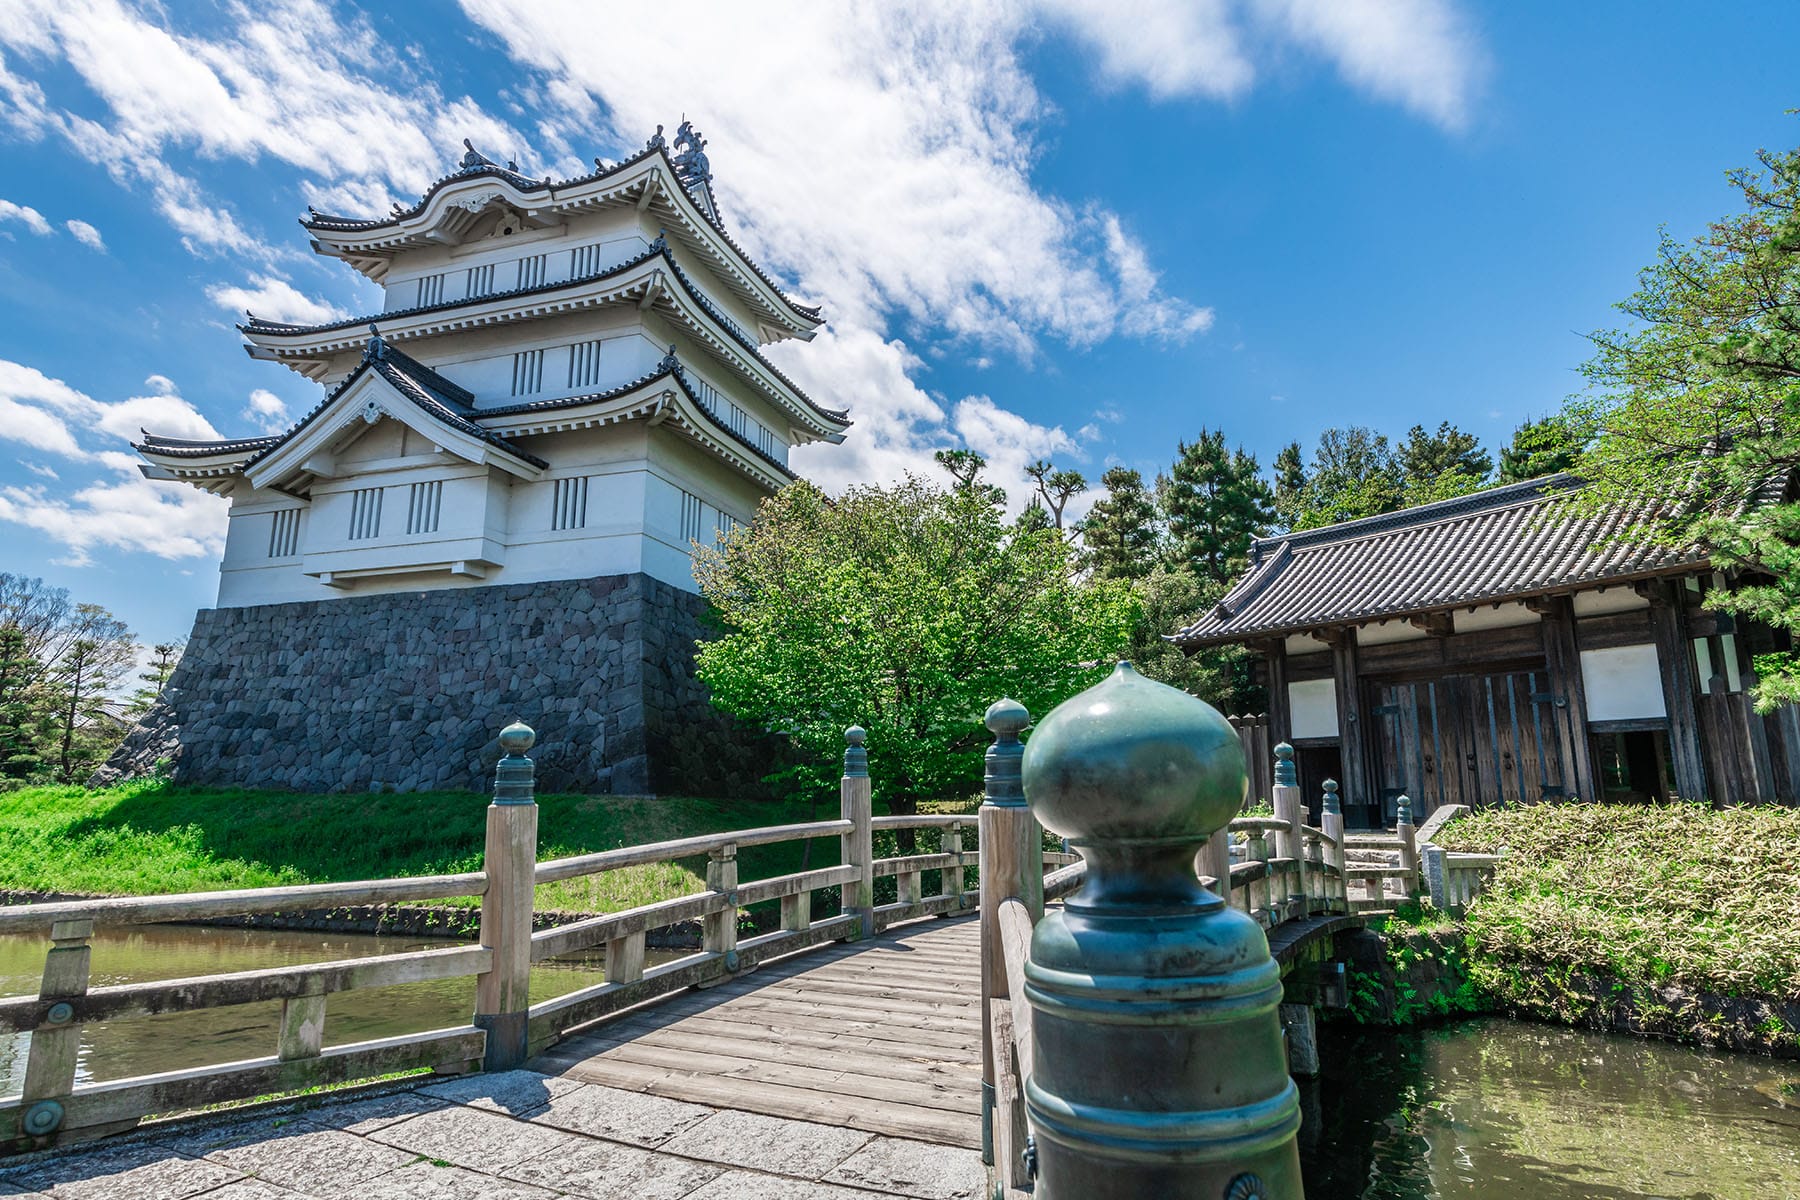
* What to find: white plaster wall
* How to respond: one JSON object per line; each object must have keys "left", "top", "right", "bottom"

{"left": 1573, "top": 588, "right": 1651, "bottom": 616}
{"left": 1289, "top": 679, "right": 1340, "bottom": 740}
{"left": 1285, "top": 633, "right": 1330, "bottom": 655}
{"left": 1355, "top": 620, "right": 1429, "bottom": 646}
{"left": 1580, "top": 644, "right": 1667, "bottom": 721}
{"left": 1453, "top": 601, "right": 1537, "bottom": 633}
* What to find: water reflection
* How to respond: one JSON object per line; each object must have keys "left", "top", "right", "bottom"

{"left": 1303, "top": 1020, "right": 1800, "bottom": 1200}
{"left": 0, "top": 924, "right": 672, "bottom": 1095}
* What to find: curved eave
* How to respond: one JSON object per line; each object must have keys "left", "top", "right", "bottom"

{"left": 135, "top": 450, "right": 254, "bottom": 496}
{"left": 477, "top": 370, "right": 795, "bottom": 492}
{"left": 301, "top": 152, "right": 823, "bottom": 338}
{"left": 240, "top": 253, "right": 848, "bottom": 440}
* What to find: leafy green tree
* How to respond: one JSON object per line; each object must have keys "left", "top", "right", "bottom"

{"left": 1162, "top": 430, "right": 1274, "bottom": 586}
{"left": 1290, "top": 426, "right": 1404, "bottom": 528}
{"left": 1127, "top": 566, "right": 1259, "bottom": 712}
{"left": 692, "top": 477, "right": 1138, "bottom": 814}
{"left": 1498, "top": 414, "right": 1587, "bottom": 482}
{"left": 1398, "top": 421, "right": 1492, "bottom": 505}
{"left": 1080, "top": 467, "right": 1161, "bottom": 580}
{"left": 1570, "top": 137, "right": 1800, "bottom": 711}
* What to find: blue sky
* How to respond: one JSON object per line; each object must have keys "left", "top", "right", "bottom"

{"left": 0, "top": 0, "right": 1795, "bottom": 648}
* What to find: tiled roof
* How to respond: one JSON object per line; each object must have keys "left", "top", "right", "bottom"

{"left": 238, "top": 341, "right": 547, "bottom": 473}
{"left": 136, "top": 432, "right": 283, "bottom": 458}
{"left": 300, "top": 146, "right": 824, "bottom": 325}
{"left": 477, "top": 363, "right": 798, "bottom": 481}
{"left": 240, "top": 243, "right": 849, "bottom": 427}
{"left": 1172, "top": 475, "right": 1704, "bottom": 647}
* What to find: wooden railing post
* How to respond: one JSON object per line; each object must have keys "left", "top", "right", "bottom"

{"left": 19, "top": 917, "right": 93, "bottom": 1141}
{"left": 1396, "top": 798, "right": 1419, "bottom": 899}
{"left": 979, "top": 696, "right": 1039, "bottom": 1170}
{"left": 1271, "top": 742, "right": 1307, "bottom": 919}
{"left": 1201, "top": 826, "right": 1233, "bottom": 906}
{"left": 941, "top": 820, "right": 966, "bottom": 910}
{"left": 704, "top": 843, "right": 740, "bottom": 970}
{"left": 474, "top": 721, "right": 539, "bottom": 1071}
{"left": 1321, "top": 779, "right": 1345, "bottom": 912}
{"left": 841, "top": 726, "right": 875, "bottom": 940}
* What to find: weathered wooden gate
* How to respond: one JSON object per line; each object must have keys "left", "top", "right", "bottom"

{"left": 1370, "top": 668, "right": 1580, "bottom": 818}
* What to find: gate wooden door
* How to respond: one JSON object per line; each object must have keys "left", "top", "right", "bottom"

{"left": 1373, "top": 668, "right": 1576, "bottom": 818}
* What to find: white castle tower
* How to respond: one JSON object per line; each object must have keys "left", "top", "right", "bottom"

{"left": 113, "top": 126, "right": 847, "bottom": 795}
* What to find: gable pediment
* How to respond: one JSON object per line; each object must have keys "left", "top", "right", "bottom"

{"left": 245, "top": 365, "right": 542, "bottom": 495}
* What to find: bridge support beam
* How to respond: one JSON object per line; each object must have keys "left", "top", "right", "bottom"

{"left": 1279, "top": 1003, "right": 1320, "bottom": 1078}
{"left": 474, "top": 722, "right": 539, "bottom": 1072}
{"left": 1019, "top": 663, "right": 1303, "bottom": 1200}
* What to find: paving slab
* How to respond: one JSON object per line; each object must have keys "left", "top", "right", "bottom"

{"left": 417, "top": 1069, "right": 582, "bottom": 1117}
{"left": 680, "top": 1172, "right": 883, "bottom": 1200}
{"left": 203, "top": 1125, "right": 415, "bottom": 1192}
{"left": 500, "top": 1137, "right": 724, "bottom": 1199}
{"left": 351, "top": 1160, "right": 564, "bottom": 1200}
{"left": 369, "top": 1103, "right": 580, "bottom": 1175}
{"left": 823, "top": 1136, "right": 987, "bottom": 1200}
{"left": 660, "top": 1109, "right": 873, "bottom": 1180}
{"left": 521, "top": 1081, "right": 714, "bottom": 1148}
{"left": 189, "top": 1184, "right": 319, "bottom": 1200}
{"left": 0, "top": 1142, "right": 242, "bottom": 1200}
{"left": 296, "top": 1090, "right": 449, "bottom": 1135}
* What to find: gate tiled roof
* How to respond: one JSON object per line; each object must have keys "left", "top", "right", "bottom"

{"left": 1172, "top": 475, "right": 1703, "bottom": 647}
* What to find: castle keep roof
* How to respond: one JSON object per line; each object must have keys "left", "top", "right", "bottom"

{"left": 1172, "top": 476, "right": 1704, "bottom": 647}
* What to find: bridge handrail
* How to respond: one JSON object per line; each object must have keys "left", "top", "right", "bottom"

{"left": 0, "top": 872, "right": 490, "bottom": 936}
{"left": 534, "top": 819, "right": 853, "bottom": 883}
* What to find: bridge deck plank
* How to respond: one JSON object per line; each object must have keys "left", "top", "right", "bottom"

{"left": 533, "top": 915, "right": 984, "bottom": 1149}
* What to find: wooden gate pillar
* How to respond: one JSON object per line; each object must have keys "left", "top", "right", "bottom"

{"left": 1322, "top": 628, "right": 1374, "bottom": 824}
{"left": 1533, "top": 595, "right": 1599, "bottom": 802}
{"left": 979, "top": 697, "right": 1041, "bottom": 1169}
{"left": 1645, "top": 581, "right": 1711, "bottom": 803}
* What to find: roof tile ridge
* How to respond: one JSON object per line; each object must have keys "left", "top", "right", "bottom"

{"left": 667, "top": 368, "right": 797, "bottom": 479}
{"left": 1257, "top": 474, "right": 1581, "bottom": 555}
{"left": 474, "top": 366, "right": 672, "bottom": 419}
{"left": 240, "top": 243, "right": 667, "bottom": 338}
{"left": 374, "top": 343, "right": 476, "bottom": 408}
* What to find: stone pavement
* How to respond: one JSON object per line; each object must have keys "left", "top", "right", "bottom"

{"left": 0, "top": 1070, "right": 988, "bottom": 1200}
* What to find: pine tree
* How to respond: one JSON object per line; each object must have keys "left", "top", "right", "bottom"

{"left": 1272, "top": 441, "right": 1307, "bottom": 529}
{"left": 1498, "top": 415, "right": 1586, "bottom": 483}
{"left": 50, "top": 604, "right": 136, "bottom": 783}
{"left": 0, "top": 628, "right": 50, "bottom": 783}
{"left": 933, "top": 449, "right": 1006, "bottom": 508}
{"left": 1163, "top": 431, "right": 1274, "bottom": 587}
{"left": 1289, "top": 426, "right": 1404, "bottom": 529}
{"left": 1398, "top": 421, "right": 1493, "bottom": 505}
{"left": 1023, "top": 459, "right": 1088, "bottom": 531}
{"left": 129, "top": 640, "right": 184, "bottom": 714}
{"left": 1080, "top": 467, "right": 1161, "bottom": 580}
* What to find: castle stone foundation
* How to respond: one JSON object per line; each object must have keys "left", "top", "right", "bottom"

{"left": 97, "top": 573, "right": 777, "bottom": 796}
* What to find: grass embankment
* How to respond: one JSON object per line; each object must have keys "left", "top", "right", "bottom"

{"left": 1434, "top": 802, "right": 1800, "bottom": 1049}
{"left": 0, "top": 778, "right": 830, "bottom": 916}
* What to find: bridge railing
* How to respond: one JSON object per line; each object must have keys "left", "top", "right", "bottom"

{"left": 0, "top": 719, "right": 1031, "bottom": 1155}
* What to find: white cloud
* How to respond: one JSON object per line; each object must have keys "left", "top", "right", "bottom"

{"left": 0, "top": 474, "right": 226, "bottom": 566}
{"left": 64, "top": 217, "right": 104, "bottom": 250}
{"left": 1261, "top": 0, "right": 1487, "bottom": 132}
{"left": 0, "top": 358, "right": 228, "bottom": 562}
{"left": 0, "top": 197, "right": 51, "bottom": 235}
{"left": 1035, "top": 0, "right": 1255, "bottom": 101}
{"left": 243, "top": 388, "right": 289, "bottom": 432}
{"left": 205, "top": 274, "right": 347, "bottom": 325}
{"left": 19, "top": 460, "right": 58, "bottom": 479}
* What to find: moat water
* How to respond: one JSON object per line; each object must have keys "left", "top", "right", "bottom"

{"left": 3, "top": 927, "right": 1798, "bottom": 1196}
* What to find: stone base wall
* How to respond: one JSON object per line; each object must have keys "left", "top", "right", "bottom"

{"left": 96, "top": 573, "right": 779, "bottom": 797}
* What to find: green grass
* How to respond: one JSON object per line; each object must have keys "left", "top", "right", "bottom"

{"left": 0, "top": 778, "right": 827, "bottom": 916}
{"left": 1436, "top": 802, "right": 1800, "bottom": 1003}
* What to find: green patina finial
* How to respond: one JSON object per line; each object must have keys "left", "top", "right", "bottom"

{"left": 843, "top": 725, "right": 868, "bottom": 778}
{"left": 498, "top": 721, "right": 536, "bottom": 756}
{"left": 1396, "top": 796, "right": 1414, "bottom": 828}
{"left": 492, "top": 720, "right": 537, "bottom": 806}
{"left": 1322, "top": 778, "right": 1340, "bottom": 816}
{"left": 982, "top": 697, "right": 1030, "bottom": 807}
{"left": 1274, "top": 741, "right": 1296, "bottom": 788}
{"left": 1020, "top": 659, "right": 1245, "bottom": 846}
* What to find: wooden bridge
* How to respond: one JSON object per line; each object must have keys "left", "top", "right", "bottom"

{"left": 0, "top": 714, "right": 1501, "bottom": 1195}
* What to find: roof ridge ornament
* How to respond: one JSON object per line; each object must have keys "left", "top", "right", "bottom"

{"left": 672, "top": 120, "right": 711, "bottom": 189}
{"left": 657, "top": 344, "right": 681, "bottom": 375}
{"left": 363, "top": 324, "right": 388, "bottom": 363}
{"left": 459, "top": 138, "right": 500, "bottom": 173}
{"left": 645, "top": 124, "right": 666, "bottom": 153}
